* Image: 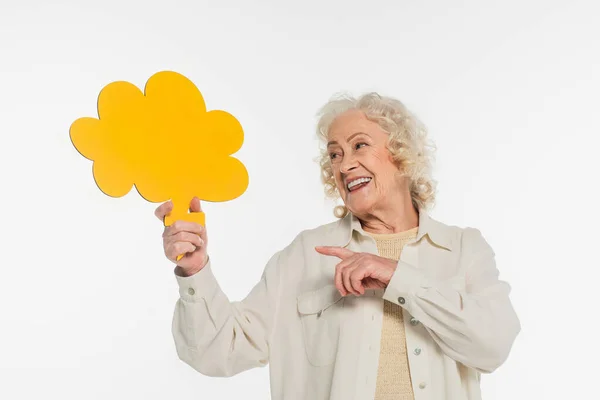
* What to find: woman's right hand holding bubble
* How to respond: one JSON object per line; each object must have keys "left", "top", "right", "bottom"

{"left": 155, "top": 196, "right": 209, "bottom": 277}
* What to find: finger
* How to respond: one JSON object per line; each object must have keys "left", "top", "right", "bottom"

{"left": 168, "top": 231, "right": 203, "bottom": 248}
{"left": 335, "top": 254, "right": 358, "bottom": 296}
{"left": 362, "top": 277, "right": 384, "bottom": 290}
{"left": 168, "top": 241, "right": 197, "bottom": 262}
{"left": 334, "top": 253, "right": 358, "bottom": 271}
{"left": 164, "top": 220, "right": 205, "bottom": 237}
{"left": 315, "top": 246, "right": 354, "bottom": 260}
{"left": 349, "top": 266, "right": 366, "bottom": 295}
{"left": 189, "top": 196, "right": 203, "bottom": 213}
{"left": 155, "top": 200, "right": 173, "bottom": 220}
{"left": 334, "top": 262, "right": 347, "bottom": 296}
{"left": 342, "top": 265, "right": 360, "bottom": 296}
{"left": 172, "top": 220, "right": 207, "bottom": 246}
{"left": 336, "top": 254, "right": 360, "bottom": 294}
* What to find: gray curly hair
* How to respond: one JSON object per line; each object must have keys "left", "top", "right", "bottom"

{"left": 315, "top": 92, "right": 438, "bottom": 218}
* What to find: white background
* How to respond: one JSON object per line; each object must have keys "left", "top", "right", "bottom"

{"left": 1, "top": 0, "right": 599, "bottom": 399}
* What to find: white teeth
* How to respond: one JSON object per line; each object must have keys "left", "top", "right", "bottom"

{"left": 347, "top": 177, "right": 372, "bottom": 190}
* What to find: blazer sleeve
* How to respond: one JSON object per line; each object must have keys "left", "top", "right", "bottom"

{"left": 171, "top": 249, "right": 284, "bottom": 377}
{"left": 382, "top": 227, "right": 521, "bottom": 373}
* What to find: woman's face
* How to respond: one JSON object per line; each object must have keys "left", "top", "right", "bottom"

{"left": 327, "top": 109, "right": 405, "bottom": 216}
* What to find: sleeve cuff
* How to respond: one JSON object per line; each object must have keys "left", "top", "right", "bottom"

{"left": 382, "top": 260, "right": 429, "bottom": 313}
{"left": 173, "top": 259, "right": 218, "bottom": 302}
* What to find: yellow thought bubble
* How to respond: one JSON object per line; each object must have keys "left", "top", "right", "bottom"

{"left": 70, "top": 70, "right": 249, "bottom": 259}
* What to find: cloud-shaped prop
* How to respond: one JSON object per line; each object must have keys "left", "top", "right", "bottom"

{"left": 70, "top": 71, "right": 249, "bottom": 259}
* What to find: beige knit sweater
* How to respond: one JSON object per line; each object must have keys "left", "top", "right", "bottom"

{"left": 366, "top": 227, "right": 419, "bottom": 400}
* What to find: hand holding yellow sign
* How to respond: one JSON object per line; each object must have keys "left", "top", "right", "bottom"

{"left": 70, "top": 71, "right": 249, "bottom": 261}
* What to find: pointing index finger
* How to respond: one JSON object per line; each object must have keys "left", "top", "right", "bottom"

{"left": 315, "top": 246, "right": 354, "bottom": 260}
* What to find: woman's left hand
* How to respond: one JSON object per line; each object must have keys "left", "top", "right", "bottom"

{"left": 315, "top": 246, "right": 398, "bottom": 296}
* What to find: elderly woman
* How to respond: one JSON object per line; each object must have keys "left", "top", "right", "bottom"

{"left": 154, "top": 93, "right": 521, "bottom": 400}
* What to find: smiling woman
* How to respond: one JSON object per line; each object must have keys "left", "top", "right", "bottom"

{"left": 316, "top": 93, "right": 437, "bottom": 221}
{"left": 157, "top": 92, "right": 521, "bottom": 400}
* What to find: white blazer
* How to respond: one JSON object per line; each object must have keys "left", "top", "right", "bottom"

{"left": 171, "top": 210, "right": 521, "bottom": 399}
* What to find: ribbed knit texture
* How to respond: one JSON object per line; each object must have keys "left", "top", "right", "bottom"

{"left": 366, "top": 227, "right": 419, "bottom": 400}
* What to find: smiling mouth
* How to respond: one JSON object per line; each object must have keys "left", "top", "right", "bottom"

{"left": 347, "top": 177, "right": 372, "bottom": 192}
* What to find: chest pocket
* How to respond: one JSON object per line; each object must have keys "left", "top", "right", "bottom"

{"left": 297, "top": 284, "right": 345, "bottom": 367}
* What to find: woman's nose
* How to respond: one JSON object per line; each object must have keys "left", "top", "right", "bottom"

{"left": 340, "top": 156, "right": 358, "bottom": 173}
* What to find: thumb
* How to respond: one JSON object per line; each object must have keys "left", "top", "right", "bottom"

{"left": 189, "top": 196, "right": 203, "bottom": 213}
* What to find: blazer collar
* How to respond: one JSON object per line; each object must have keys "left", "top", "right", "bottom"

{"left": 329, "top": 209, "right": 454, "bottom": 251}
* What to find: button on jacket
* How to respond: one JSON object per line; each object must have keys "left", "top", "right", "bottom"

{"left": 171, "top": 210, "right": 521, "bottom": 399}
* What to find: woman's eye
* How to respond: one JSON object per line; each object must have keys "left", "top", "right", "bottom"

{"left": 355, "top": 142, "right": 367, "bottom": 150}
{"left": 329, "top": 153, "right": 338, "bottom": 160}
